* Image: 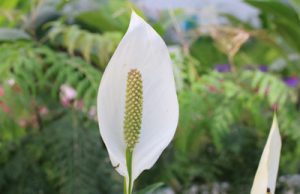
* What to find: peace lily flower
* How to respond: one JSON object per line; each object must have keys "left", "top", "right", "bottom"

{"left": 97, "top": 12, "right": 179, "bottom": 194}
{"left": 251, "top": 115, "right": 281, "bottom": 194}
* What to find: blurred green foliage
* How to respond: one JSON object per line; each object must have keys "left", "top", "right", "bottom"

{"left": 0, "top": 0, "right": 300, "bottom": 194}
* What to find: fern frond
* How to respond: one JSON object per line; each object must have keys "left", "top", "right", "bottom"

{"left": 241, "top": 70, "right": 295, "bottom": 107}
{"left": 47, "top": 22, "right": 122, "bottom": 69}
{"left": 0, "top": 42, "right": 101, "bottom": 110}
{"left": 44, "top": 112, "right": 122, "bottom": 194}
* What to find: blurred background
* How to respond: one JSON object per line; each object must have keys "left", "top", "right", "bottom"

{"left": 0, "top": 0, "right": 300, "bottom": 193}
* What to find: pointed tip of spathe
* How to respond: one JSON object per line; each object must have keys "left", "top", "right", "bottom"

{"left": 127, "top": 10, "right": 163, "bottom": 44}
{"left": 130, "top": 9, "right": 142, "bottom": 20}
{"left": 250, "top": 113, "right": 282, "bottom": 194}
{"left": 130, "top": 9, "right": 138, "bottom": 17}
{"left": 271, "top": 113, "right": 280, "bottom": 138}
{"left": 129, "top": 10, "right": 146, "bottom": 27}
{"left": 130, "top": 9, "right": 143, "bottom": 19}
{"left": 126, "top": 10, "right": 145, "bottom": 33}
{"left": 273, "top": 112, "right": 278, "bottom": 123}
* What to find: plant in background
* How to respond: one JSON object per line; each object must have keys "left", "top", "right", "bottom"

{"left": 1, "top": 0, "right": 300, "bottom": 193}
{"left": 97, "top": 12, "right": 179, "bottom": 194}
{"left": 251, "top": 115, "right": 281, "bottom": 194}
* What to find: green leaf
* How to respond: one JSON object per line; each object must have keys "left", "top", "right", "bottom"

{"left": 246, "top": 1, "right": 300, "bottom": 51}
{"left": 291, "top": 0, "right": 300, "bottom": 17}
{"left": 74, "top": 0, "right": 134, "bottom": 33}
{"left": 75, "top": 10, "right": 128, "bottom": 33}
{"left": 190, "top": 37, "right": 227, "bottom": 71}
{"left": 0, "top": 0, "right": 19, "bottom": 25}
{"left": 246, "top": 0, "right": 299, "bottom": 24}
{"left": 0, "top": 0, "right": 19, "bottom": 8}
{"left": 134, "top": 183, "right": 164, "bottom": 194}
{"left": 0, "top": 28, "right": 30, "bottom": 41}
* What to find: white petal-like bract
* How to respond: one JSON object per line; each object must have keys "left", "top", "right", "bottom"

{"left": 251, "top": 115, "right": 281, "bottom": 194}
{"left": 97, "top": 11, "right": 179, "bottom": 182}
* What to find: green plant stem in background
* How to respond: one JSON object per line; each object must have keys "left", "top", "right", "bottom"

{"left": 125, "top": 148, "right": 133, "bottom": 194}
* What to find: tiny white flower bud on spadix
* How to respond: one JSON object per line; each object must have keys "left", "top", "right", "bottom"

{"left": 251, "top": 115, "right": 281, "bottom": 194}
{"left": 97, "top": 11, "right": 179, "bottom": 193}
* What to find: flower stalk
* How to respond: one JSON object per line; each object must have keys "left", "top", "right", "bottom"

{"left": 125, "top": 149, "right": 133, "bottom": 194}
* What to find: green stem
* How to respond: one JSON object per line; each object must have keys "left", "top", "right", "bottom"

{"left": 125, "top": 148, "right": 133, "bottom": 194}
{"left": 124, "top": 178, "right": 128, "bottom": 194}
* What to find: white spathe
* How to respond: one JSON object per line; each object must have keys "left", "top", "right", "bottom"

{"left": 97, "top": 11, "right": 179, "bottom": 181}
{"left": 251, "top": 115, "right": 281, "bottom": 194}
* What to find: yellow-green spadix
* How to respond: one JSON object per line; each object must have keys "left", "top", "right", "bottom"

{"left": 97, "top": 11, "right": 179, "bottom": 192}
{"left": 251, "top": 115, "right": 281, "bottom": 194}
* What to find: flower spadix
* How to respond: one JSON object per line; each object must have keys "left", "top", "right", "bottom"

{"left": 251, "top": 115, "right": 281, "bottom": 194}
{"left": 97, "top": 11, "right": 179, "bottom": 193}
